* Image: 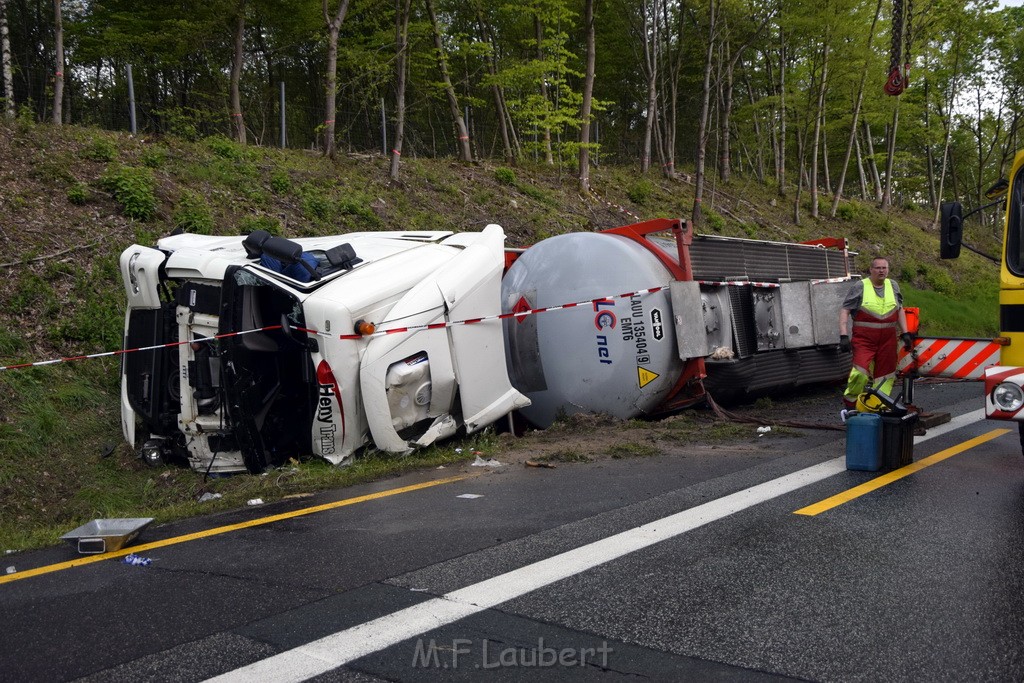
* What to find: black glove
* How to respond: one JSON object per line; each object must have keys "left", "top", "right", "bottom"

{"left": 900, "top": 332, "right": 915, "bottom": 351}
{"left": 839, "top": 335, "right": 851, "bottom": 352}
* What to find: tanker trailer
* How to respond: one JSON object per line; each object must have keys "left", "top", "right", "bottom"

{"left": 501, "top": 218, "right": 854, "bottom": 427}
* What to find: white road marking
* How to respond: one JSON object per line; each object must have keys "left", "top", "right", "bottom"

{"left": 207, "top": 408, "right": 987, "bottom": 683}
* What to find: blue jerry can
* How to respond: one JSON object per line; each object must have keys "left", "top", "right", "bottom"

{"left": 846, "top": 412, "right": 882, "bottom": 471}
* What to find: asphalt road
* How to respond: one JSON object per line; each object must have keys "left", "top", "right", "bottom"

{"left": 3, "top": 381, "right": 1023, "bottom": 682}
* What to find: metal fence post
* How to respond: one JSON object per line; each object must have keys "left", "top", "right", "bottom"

{"left": 279, "top": 81, "right": 286, "bottom": 148}
{"left": 126, "top": 64, "right": 137, "bottom": 134}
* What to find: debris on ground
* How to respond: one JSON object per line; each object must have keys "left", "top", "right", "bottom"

{"left": 471, "top": 455, "right": 504, "bottom": 467}
{"left": 246, "top": 498, "right": 264, "bottom": 506}
{"left": 525, "top": 460, "right": 557, "bottom": 469}
{"left": 122, "top": 554, "right": 152, "bottom": 567}
{"left": 197, "top": 492, "right": 222, "bottom": 503}
{"left": 757, "top": 426, "right": 772, "bottom": 436}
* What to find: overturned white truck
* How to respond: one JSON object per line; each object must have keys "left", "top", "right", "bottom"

{"left": 119, "top": 218, "right": 853, "bottom": 474}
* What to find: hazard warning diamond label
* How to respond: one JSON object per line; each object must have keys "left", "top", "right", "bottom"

{"left": 638, "top": 366, "right": 659, "bottom": 388}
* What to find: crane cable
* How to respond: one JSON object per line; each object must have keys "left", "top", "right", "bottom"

{"left": 885, "top": 0, "right": 913, "bottom": 95}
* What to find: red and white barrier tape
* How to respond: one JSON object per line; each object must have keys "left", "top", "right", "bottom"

{"left": 0, "top": 276, "right": 857, "bottom": 372}
{"left": 0, "top": 326, "right": 285, "bottom": 372}
{"left": 1, "top": 286, "right": 669, "bottom": 371}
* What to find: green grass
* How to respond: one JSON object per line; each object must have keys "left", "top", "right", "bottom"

{"left": 902, "top": 281, "right": 999, "bottom": 337}
{"left": 0, "top": 357, "right": 498, "bottom": 551}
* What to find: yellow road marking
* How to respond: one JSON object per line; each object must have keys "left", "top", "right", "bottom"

{"left": 794, "top": 429, "right": 1010, "bottom": 516}
{"left": 0, "top": 474, "right": 469, "bottom": 586}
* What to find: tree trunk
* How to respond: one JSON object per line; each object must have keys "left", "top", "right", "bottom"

{"left": 0, "top": 0, "right": 13, "bottom": 120}
{"left": 863, "top": 119, "right": 882, "bottom": 201}
{"left": 476, "top": 7, "right": 513, "bottom": 163}
{"left": 389, "top": 0, "right": 412, "bottom": 180}
{"left": 578, "top": 0, "right": 595, "bottom": 191}
{"left": 322, "top": 0, "right": 352, "bottom": 159}
{"left": 742, "top": 61, "right": 764, "bottom": 183}
{"left": 924, "top": 78, "right": 937, "bottom": 210}
{"left": 535, "top": 14, "right": 553, "bottom": 165}
{"left": 777, "top": 34, "right": 786, "bottom": 195}
{"left": 426, "top": 0, "right": 471, "bottom": 162}
{"left": 640, "top": 0, "right": 659, "bottom": 174}
{"left": 830, "top": 0, "right": 882, "bottom": 217}
{"left": 230, "top": 4, "right": 247, "bottom": 144}
{"left": 692, "top": 0, "right": 718, "bottom": 226}
{"left": 810, "top": 43, "right": 828, "bottom": 218}
{"left": 882, "top": 104, "right": 900, "bottom": 208}
{"left": 855, "top": 131, "right": 868, "bottom": 200}
{"left": 52, "top": 0, "right": 63, "bottom": 125}
{"left": 718, "top": 37, "right": 733, "bottom": 182}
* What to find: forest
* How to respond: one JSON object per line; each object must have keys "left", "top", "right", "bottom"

{"left": 0, "top": 0, "right": 1022, "bottom": 228}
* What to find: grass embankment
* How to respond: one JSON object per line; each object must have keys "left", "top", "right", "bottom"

{"left": 0, "top": 121, "right": 1002, "bottom": 550}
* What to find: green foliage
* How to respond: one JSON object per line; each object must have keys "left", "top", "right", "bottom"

{"left": 173, "top": 190, "right": 215, "bottom": 234}
{"left": 66, "top": 182, "right": 90, "bottom": 205}
{"left": 299, "top": 186, "right": 334, "bottom": 221}
{"left": 270, "top": 170, "right": 292, "bottom": 195}
{"left": 238, "top": 215, "right": 282, "bottom": 236}
{"left": 704, "top": 208, "right": 726, "bottom": 232}
{"left": 627, "top": 179, "right": 654, "bottom": 205}
{"left": 81, "top": 136, "right": 117, "bottom": 162}
{"left": 140, "top": 146, "right": 170, "bottom": 168}
{"left": 205, "top": 134, "right": 245, "bottom": 160}
{"left": 836, "top": 203, "right": 856, "bottom": 221}
{"left": 606, "top": 443, "right": 659, "bottom": 458}
{"left": 494, "top": 167, "right": 517, "bottom": 185}
{"left": 100, "top": 165, "right": 157, "bottom": 220}
{"left": 902, "top": 281, "right": 998, "bottom": 337}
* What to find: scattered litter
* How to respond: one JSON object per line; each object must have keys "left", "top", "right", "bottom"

{"left": 4, "top": 550, "right": 15, "bottom": 555}
{"left": 410, "top": 587, "right": 429, "bottom": 592}
{"left": 122, "top": 554, "right": 152, "bottom": 567}
{"left": 457, "top": 494, "right": 484, "bottom": 499}
{"left": 472, "top": 450, "right": 484, "bottom": 455}
{"left": 198, "top": 492, "right": 222, "bottom": 503}
{"left": 247, "top": 498, "right": 264, "bottom": 506}
{"left": 282, "top": 493, "right": 313, "bottom": 500}
{"left": 756, "top": 426, "right": 772, "bottom": 436}
{"left": 525, "top": 460, "right": 557, "bottom": 469}
{"left": 454, "top": 448, "right": 463, "bottom": 454}
{"left": 5, "top": 566, "right": 15, "bottom": 574}
{"left": 436, "top": 465, "right": 446, "bottom": 469}
{"left": 471, "top": 455, "right": 503, "bottom": 467}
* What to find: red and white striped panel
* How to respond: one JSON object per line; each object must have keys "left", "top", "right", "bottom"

{"left": 984, "top": 365, "right": 1024, "bottom": 420}
{"left": 897, "top": 337, "right": 1001, "bottom": 380}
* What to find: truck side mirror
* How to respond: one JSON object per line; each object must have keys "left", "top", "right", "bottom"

{"left": 940, "top": 202, "right": 963, "bottom": 259}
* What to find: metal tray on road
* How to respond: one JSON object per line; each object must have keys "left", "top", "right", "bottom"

{"left": 60, "top": 518, "right": 155, "bottom": 555}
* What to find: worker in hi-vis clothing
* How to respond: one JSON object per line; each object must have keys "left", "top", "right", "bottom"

{"left": 838, "top": 257, "right": 914, "bottom": 416}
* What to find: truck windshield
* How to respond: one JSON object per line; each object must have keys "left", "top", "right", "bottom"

{"left": 1007, "top": 168, "right": 1024, "bottom": 278}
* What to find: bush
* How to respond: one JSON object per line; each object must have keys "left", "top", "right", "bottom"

{"left": 270, "top": 170, "right": 291, "bottom": 195}
{"left": 81, "top": 137, "right": 117, "bottom": 162}
{"left": 173, "top": 191, "right": 215, "bottom": 234}
{"left": 100, "top": 165, "right": 157, "bottom": 220}
{"left": 627, "top": 179, "right": 654, "bottom": 205}
{"left": 141, "top": 146, "right": 169, "bottom": 169}
{"left": 704, "top": 208, "right": 726, "bottom": 232}
{"left": 836, "top": 203, "right": 856, "bottom": 221}
{"left": 494, "top": 167, "right": 516, "bottom": 185}
{"left": 238, "top": 215, "right": 282, "bottom": 236}
{"left": 66, "top": 183, "right": 89, "bottom": 205}
{"left": 206, "top": 134, "right": 243, "bottom": 160}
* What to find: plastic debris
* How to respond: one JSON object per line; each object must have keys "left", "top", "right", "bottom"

{"left": 756, "top": 426, "right": 772, "bottom": 436}
{"left": 457, "top": 494, "right": 483, "bottom": 499}
{"left": 5, "top": 566, "right": 15, "bottom": 574}
{"left": 247, "top": 498, "right": 264, "bottom": 506}
{"left": 197, "top": 492, "right": 222, "bottom": 503}
{"left": 122, "top": 554, "right": 152, "bottom": 567}
{"left": 454, "top": 448, "right": 463, "bottom": 454}
{"left": 471, "top": 455, "right": 503, "bottom": 467}
{"left": 525, "top": 460, "right": 557, "bottom": 469}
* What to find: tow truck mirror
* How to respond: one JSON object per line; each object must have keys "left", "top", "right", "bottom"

{"left": 985, "top": 178, "right": 1009, "bottom": 200}
{"left": 940, "top": 202, "right": 963, "bottom": 259}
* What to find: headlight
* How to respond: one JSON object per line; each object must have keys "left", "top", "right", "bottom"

{"left": 993, "top": 382, "right": 1024, "bottom": 412}
{"left": 128, "top": 252, "right": 141, "bottom": 294}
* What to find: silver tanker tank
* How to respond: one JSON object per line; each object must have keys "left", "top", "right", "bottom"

{"left": 501, "top": 231, "right": 684, "bottom": 428}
